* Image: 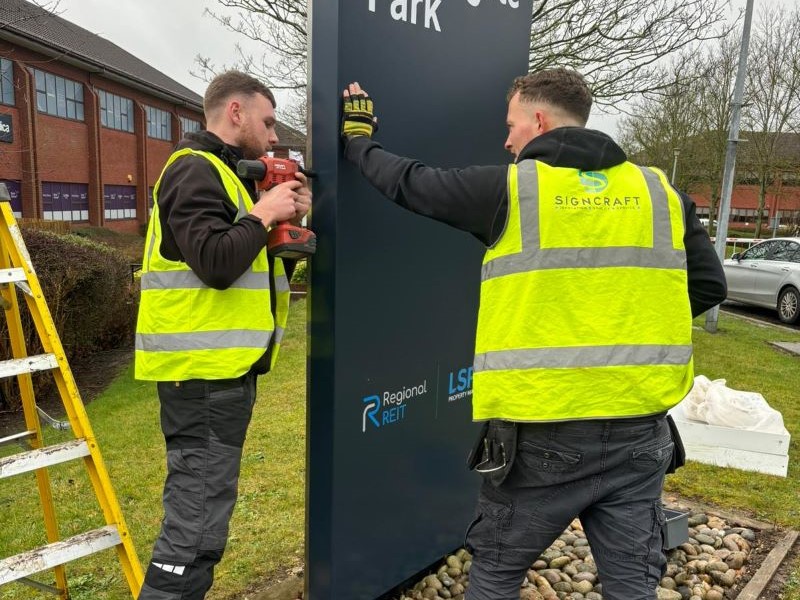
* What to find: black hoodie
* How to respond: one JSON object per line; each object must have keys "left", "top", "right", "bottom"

{"left": 155, "top": 130, "right": 271, "bottom": 289}
{"left": 344, "top": 127, "right": 726, "bottom": 316}
{"left": 153, "top": 130, "right": 291, "bottom": 374}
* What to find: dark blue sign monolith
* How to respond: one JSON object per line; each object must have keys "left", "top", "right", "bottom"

{"left": 308, "top": 2, "right": 533, "bottom": 598}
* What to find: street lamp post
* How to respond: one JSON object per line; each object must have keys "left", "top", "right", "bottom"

{"left": 671, "top": 148, "right": 680, "bottom": 185}
{"left": 705, "top": 0, "right": 755, "bottom": 333}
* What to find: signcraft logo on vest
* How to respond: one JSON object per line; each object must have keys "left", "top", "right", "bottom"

{"left": 361, "top": 379, "right": 428, "bottom": 432}
{"left": 553, "top": 171, "right": 641, "bottom": 211}
{"left": 579, "top": 171, "right": 608, "bottom": 193}
{"left": 447, "top": 366, "right": 473, "bottom": 402}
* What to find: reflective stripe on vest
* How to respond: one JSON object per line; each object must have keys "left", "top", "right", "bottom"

{"left": 135, "top": 148, "right": 291, "bottom": 381}
{"left": 472, "top": 159, "right": 694, "bottom": 422}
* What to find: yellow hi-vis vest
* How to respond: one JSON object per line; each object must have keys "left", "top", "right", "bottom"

{"left": 473, "top": 160, "right": 694, "bottom": 421}
{"left": 135, "top": 148, "right": 290, "bottom": 381}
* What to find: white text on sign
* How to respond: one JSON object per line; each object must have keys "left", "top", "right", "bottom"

{"left": 367, "top": 0, "right": 520, "bottom": 33}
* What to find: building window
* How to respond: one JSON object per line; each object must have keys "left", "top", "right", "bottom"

{"left": 0, "top": 59, "right": 14, "bottom": 106}
{"left": 146, "top": 106, "right": 171, "bottom": 140}
{"left": 33, "top": 69, "right": 84, "bottom": 121}
{"left": 42, "top": 182, "right": 88, "bottom": 221}
{"left": 104, "top": 185, "right": 136, "bottom": 220}
{"left": 1, "top": 179, "right": 22, "bottom": 217}
{"left": 180, "top": 116, "right": 201, "bottom": 136}
{"left": 99, "top": 90, "right": 134, "bottom": 132}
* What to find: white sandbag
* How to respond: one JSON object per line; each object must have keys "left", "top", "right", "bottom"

{"left": 703, "top": 381, "right": 786, "bottom": 433}
{"left": 672, "top": 376, "right": 786, "bottom": 434}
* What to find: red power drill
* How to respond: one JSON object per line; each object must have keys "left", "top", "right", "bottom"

{"left": 236, "top": 157, "right": 317, "bottom": 259}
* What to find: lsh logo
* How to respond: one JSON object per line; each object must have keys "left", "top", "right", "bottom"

{"left": 447, "top": 367, "right": 473, "bottom": 402}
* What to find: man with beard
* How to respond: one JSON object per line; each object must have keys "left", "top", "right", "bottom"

{"left": 340, "top": 69, "right": 726, "bottom": 600}
{"left": 135, "top": 70, "right": 311, "bottom": 599}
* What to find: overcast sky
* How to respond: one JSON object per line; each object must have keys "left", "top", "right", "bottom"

{"left": 55, "top": 0, "right": 282, "bottom": 99}
{"left": 52, "top": 0, "right": 777, "bottom": 138}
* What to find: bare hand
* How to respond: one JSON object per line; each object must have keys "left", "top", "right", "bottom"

{"left": 250, "top": 180, "right": 303, "bottom": 226}
{"left": 291, "top": 172, "right": 312, "bottom": 225}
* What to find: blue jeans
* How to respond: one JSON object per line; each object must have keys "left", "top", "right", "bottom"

{"left": 465, "top": 415, "right": 673, "bottom": 600}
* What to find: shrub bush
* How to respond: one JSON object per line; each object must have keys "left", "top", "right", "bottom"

{"left": 290, "top": 259, "right": 308, "bottom": 284}
{"left": 0, "top": 229, "right": 138, "bottom": 411}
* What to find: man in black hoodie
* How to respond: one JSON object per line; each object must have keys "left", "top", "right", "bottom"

{"left": 341, "top": 70, "right": 726, "bottom": 600}
{"left": 136, "top": 71, "right": 311, "bottom": 600}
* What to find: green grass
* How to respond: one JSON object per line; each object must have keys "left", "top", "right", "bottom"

{"left": 0, "top": 299, "right": 307, "bottom": 600}
{"left": 666, "top": 314, "right": 800, "bottom": 600}
{"left": 3, "top": 305, "right": 800, "bottom": 598}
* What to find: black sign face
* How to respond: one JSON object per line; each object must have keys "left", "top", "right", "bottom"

{"left": 308, "top": 2, "right": 532, "bottom": 599}
{"left": 0, "top": 113, "right": 12, "bottom": 143}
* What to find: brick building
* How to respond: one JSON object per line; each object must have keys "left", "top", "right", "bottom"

{"left": 0, "top": 0, "right": 305, "bottom": 233}
{"left": 687, "top": 132, "right": 800, "bottom": 231}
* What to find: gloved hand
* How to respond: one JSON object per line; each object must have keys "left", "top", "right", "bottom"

{"left": 342, "top": 83, "right": 378, "bottom": 139}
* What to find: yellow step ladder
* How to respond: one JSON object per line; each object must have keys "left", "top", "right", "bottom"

{"left": 0, "top": 187, "right": 143, "bottom": 598}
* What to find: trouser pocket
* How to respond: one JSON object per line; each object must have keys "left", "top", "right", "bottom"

{"left": 465, "top": 486, "right": 513, "bottom": 569}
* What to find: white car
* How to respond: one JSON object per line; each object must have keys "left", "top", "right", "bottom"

{"left": 723, "top": 237, "right": 800, "bottom": 324}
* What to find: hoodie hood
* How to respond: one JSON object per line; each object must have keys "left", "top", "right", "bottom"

{"left": 517, "top": 127, "right": 627, "bottom": 171}
{"left": 177, "top": 130, "right": 245, "bottom": 167}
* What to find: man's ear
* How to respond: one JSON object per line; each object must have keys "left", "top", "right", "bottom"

{"left": 535, "top": 109, "right": 548, "bottom": 134}
{"left": 228, "top": 100, "right": 242, "bottom": 125}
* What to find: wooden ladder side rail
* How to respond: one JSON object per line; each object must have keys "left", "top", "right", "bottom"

{"left": 0, "top": 202, "right": 144, "bottom": 597}
{"left": 0, "top": 223, "right": 68, "bottom": 596}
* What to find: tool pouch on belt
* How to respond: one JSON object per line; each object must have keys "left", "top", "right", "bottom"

{"left": 665, "top": 414, "right": 686, "bottom": 474}
{"left": 467, "top": 420, "right": 518, "bottom": 487}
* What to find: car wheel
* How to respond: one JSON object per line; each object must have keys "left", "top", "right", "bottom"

{"left": 777, "top": 286, "right": 800, "bottom": 324}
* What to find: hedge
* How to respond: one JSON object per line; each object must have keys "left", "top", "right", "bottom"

{"left": 0, "top": 228, "right": 138, "bottom": 411}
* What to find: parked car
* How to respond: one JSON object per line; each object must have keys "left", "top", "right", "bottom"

{"left": 723, "top": 237, "right": 800, "bottom": 324}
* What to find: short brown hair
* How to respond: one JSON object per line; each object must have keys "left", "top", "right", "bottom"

{"left": 508, "top": 68, "right": 592, "bottom": 125}
{"left": 203, "top": 71, "right": 276, "bottom": 117}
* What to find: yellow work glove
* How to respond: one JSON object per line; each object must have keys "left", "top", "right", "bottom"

{"left": 341, "top": 93, "right": 378, "bottom": 138}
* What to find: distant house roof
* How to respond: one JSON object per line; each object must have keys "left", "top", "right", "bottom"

{"left": 0, "top": 0, "right": 309, "bottom": 153}
{"left": 738, "top": 131, "right": 800, "bottom": 167}
{"left": 276, "top": 121, "right": 305, "bottom": 152}
{"left": 0, "top": 0, "right": 203, "bottom": 109}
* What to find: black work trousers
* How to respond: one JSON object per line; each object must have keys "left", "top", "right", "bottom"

{"left": 465, "top": 415, "right": 673, "bottom": 600}
{"left": 138, "top": 373, "right": 257, "bottom": 600}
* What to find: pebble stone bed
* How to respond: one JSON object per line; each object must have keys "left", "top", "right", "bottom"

{"left": 395, "top": 511, "right": 755, "bottom": 600}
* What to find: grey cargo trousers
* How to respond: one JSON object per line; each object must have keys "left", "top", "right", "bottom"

{"left": 138, "top": 373, "right": 257, "bottom": 600}
{"left": 465, "top": 415, "right": 674, "bottom": 600}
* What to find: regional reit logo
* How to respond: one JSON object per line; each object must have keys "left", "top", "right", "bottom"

{"left": 360, "top": 379, "right": 428, "bottom": 432}
{"left": 578, "top": 170, "right": 609, "bottom": 193}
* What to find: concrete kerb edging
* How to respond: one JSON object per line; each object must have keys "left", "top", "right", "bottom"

{"left": 664, "top": 495, "right": 800, "bottom": 600}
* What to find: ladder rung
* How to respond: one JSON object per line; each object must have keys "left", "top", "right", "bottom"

{"left": 0, "top": 430, "right": 35, "bottom": 448}
{"left": 0, "top": 353, "right": 59, "bottom": 379}
{"left": 0, "top": 267, "right": 26, "bottom": 284}
{"left": 0, "top": 525, "right": 121, "bottom": 585}
{"left": 0, "top": 439, "right": 89, "bottom": 479}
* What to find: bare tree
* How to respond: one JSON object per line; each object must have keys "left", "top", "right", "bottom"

{"left": 618, "top": 29, "right": 748, "bottom": 233}
{"left": 200, "top": 0, "right": 734, "bottom": 129}
{"left": 689, "top": 32, "right": 742, "bottom": 229}
{"left": 740, "top": 5, "right": 800, "bottom": 237}
{"left": 194, "top": 0, "right": 307, "bottom": 130}
{"left": 618, "top": 57, "right": 706, "bottom": 189}
{"left": 528, "top": 0, "right": 734, "bottom": 108}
